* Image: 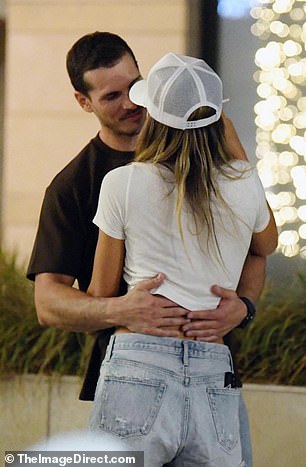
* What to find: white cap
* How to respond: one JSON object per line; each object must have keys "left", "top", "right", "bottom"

{"left": 129, "top": 52, "right": 224, "bottom": 130}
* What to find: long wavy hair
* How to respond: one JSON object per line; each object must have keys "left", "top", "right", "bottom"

{"left": 134, "top": 107, "right": 244, "bottom": 259}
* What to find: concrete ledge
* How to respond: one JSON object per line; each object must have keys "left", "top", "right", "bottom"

{"left": 243, "top": 383, "right": 306, "bottom": 467}
{"left": 1, "top": 376, "right": 305, "bottom": 466}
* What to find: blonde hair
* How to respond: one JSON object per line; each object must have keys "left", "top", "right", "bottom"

{"left": 135, "top": 107, "right": 243, "bottom": 259}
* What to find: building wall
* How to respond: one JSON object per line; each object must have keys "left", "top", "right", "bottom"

{"left": 3, "top": 0, "right": 187, "bottom": 262}
{"left": 1, "top": 376, "right": 306, "bottom": 467}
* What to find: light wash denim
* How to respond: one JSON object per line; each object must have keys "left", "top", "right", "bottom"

{"left": 239, "top": 395, "right": 252, "bottom": 467}
{"left": 90, "top": 334, "right": 246, "bottom": 467}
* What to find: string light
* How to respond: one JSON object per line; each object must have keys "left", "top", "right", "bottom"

{"left": 251, "top": 0, "right": 306, "bottom": 258}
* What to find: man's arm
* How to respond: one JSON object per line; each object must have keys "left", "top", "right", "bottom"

{"left": 181, "top": 206, "right": 277, "bottom": 341}
{"left": 222, "top": 113, "right": 248, "bottom": 161}
{"left": 182, "top": 254, "right": 265, "bottom": 341}
{"left": 35, "top": 272, "right": 189, "bottom": 336}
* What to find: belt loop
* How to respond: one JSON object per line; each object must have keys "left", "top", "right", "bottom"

{"left": 228, "top": 348, "right": 234, "bottom": 372}
{"left": 182, "top": 341, "right": 189, "bottom": 366}
{"left": 105, "top": 334, "right": 116, "bottom": 362}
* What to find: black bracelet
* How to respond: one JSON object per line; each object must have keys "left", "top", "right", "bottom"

{"left": 237, "top": 296, "right": 256, "bottom": 329}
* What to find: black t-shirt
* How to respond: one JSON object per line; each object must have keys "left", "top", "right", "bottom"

{"left": 27, "top": 135, "right": 133, "bottom": 400}
{"left": 27, "top": 134, "right": 134, "bottom": 291}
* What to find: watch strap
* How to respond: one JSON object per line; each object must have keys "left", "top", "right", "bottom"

{"left": 237, "top": 296, "right": 256, "bottom": 329}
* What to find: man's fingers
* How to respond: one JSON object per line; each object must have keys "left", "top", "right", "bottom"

{"left": 184, "top": 328, "right": 216, "bottom": 336}
{"left": 183, "top": 320, "right": 219, "bottom": 332}
{"left": 157, "top": 306, "right": 189, "bottom": 317}
{"left": 157, "top": 317, "right": 190, "bottom": 327}
{"left": 186, "top": 310, "right": 215, "bottom": 320}
{"left": 133, "top": 273, "right": 165, "bottom": 291}
{"left": 211, "top": 284, "right": 237, "bottom": 299}
{"left": 132, "top": 273, "right": 180, "bottom": 307}
{"left": 186, "top": 308, "right": 227, "bottom": 321}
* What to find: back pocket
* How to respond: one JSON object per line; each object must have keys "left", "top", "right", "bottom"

{"left": 99, "top": 375, "right": 167, "bottom": 438}
{"left": 207, "top": 387, "right": 240, "bottom": 453}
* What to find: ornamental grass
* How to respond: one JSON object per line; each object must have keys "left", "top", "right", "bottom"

{"left": 0, "top": 249, "right": 305, "bottom": 385}
{"left": 234, "top": 271, "right": 306, "bottom": 386}
{"left": 0, "top": 250, "right": 92, "bottom": 376}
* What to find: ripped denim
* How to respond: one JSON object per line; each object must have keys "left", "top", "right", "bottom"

{"left": 90, "top": 334, "right": 245, "bottom": 467}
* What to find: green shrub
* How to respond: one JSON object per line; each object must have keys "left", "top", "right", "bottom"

{"left": 0, "top": 249, "right": 305, "bottom": 385}
{"left": 235, "top": 272, "right": 306, "bottom": 385}
{"left": 0, "top": 251, "right": 92, "bottom": 376}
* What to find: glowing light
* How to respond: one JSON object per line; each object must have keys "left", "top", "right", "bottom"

{"left": 293, "top": 111, "right": 306, "bottom": 129}
{"left": 280, "top": 243, "right": 300, "bottom": 256}
{"left": 251, "top": 22, "right": 270, "bottom": 37}
{"left": 299, "top": 224, "right": 306, "bottom": 239}
{"left": 279, "top": 105, "right": 296, "bottom": 121}
{"left": 279, "top": 151, "right": 299, "bottom": 165}
{"left": 290, "top": 136, "right": 306, "bottom": 155}
{"left": 283, "top": 39, "right": 303, "bottom": 55}
{"left": 272, "top": 123, "right": 296, "bottom": 143}
{"left": 257, "top": 83, "right": 276, "bottom": 98}
{"left": 291, "top": 166, "right": 306, "bottom": 199}
{"left": 279, "top": 206, "right": 298, "bottom": 222}
{"left": 278, "top": 170, "right": 292, "bottom": 184}
{"left": 297, "top": 97, "right": 306, "bottom": 111}
{"left": 296, "top": 186, "right": 306, "bottom": 200}
{"left": 290, "top": 8, "right": 304, "bottom": 21}
{"left": 273, "top": 211, "right": 285, "bottom": 226}
{"left": 279, "top": 230, "right": 299, "bottom": 245}
{"left": 255, "top": 43, "right": 283, "bottom": 70}
{"left": 266, "top": 191, "right": 296, "bottom": 209}
{"left": 273, "top": 1, "right": 295, "bottom": 15}
{"left": 297, "top": 205, "right": 306, "bottom": 221}
{"left": 289, "top": 24, "right": 302, "bottom": 39}
{"left": 218, "top": 0, "right": 259, "bottom": 18}
{"left": 251, "top": 0, "right": 306, "bottom": 258}
{"left": 270, "top": 20, "right": 290, "bottom": 36}
{"left": 288, "top": 61, "right": 306, "bottom": 76}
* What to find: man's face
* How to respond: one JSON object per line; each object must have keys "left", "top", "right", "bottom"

{"left": 77, "top": 53, "right": 146, "bottom": 145}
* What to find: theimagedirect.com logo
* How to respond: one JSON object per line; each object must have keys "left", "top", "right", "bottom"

{"left": 4, "top": 451, "right": 144, "bottom": 467}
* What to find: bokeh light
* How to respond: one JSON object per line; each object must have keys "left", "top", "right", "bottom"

{"left": 251, "top": 0, "right": 306, "bottom": 258}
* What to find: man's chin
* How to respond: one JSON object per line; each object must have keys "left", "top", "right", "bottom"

{"left": 118, "top": 124, "right": 143, "bottom": 138}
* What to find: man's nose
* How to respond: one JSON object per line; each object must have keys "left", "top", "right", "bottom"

{"left": 122, "top": 92, "right": 138, "bottom": 110}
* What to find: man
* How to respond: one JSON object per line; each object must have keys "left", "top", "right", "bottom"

{"left": 27, "top": 32, "right": 265, "bottom": 465}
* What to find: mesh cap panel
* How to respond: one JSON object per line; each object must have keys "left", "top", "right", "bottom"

{"left": 129, "top": 52, "right": 224, "bottom": 130}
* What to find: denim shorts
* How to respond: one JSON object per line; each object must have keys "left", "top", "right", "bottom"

{"left": 89, "top": 334, "right": 246, "bottom": 467}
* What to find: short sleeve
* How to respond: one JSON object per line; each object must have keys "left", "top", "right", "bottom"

{"left": 253, "top": 171, "right": 270, "bottom": 233}
{"left": 27, "top": 182, "right": 88, "bottom": 281}
{"left": 93, "top": 168, "right": 127, "bottom": 240}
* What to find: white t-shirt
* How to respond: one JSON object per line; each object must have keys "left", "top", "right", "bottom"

{"left": 93, "top": 161, "right": 270, "bottom": 310}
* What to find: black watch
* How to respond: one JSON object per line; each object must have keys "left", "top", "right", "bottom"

{"left": 237, "top": 296, "right": 256, "bottom": 329}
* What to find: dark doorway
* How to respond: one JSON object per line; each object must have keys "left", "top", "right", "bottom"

{"left": 186, "top": 0, "right": 219, "bottom": 70}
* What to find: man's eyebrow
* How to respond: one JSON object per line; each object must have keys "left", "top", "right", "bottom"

{"left": 129, "top": 75, "right": 143, "bottom": 89}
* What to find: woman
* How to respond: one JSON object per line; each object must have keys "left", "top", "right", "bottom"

{"left": 88, "top": 53, "right": 277, "bottom": 466}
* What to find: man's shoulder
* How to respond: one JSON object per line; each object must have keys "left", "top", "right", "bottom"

{"left": 44, "top": 135, "right": 133, "bottom": 199}
{"left": 44, "top": 135, "right": 113, "bottom": 199}
{"left": 51, "top": 136, "right": 102, "bottom": 184}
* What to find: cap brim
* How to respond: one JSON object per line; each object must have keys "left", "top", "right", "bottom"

{"left": 129, "top": 79, "right": 148, "bottom": 107}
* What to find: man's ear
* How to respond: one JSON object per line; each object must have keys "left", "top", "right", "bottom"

{"left": 74, "top": 92, "right": 93, "bottom": 113}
